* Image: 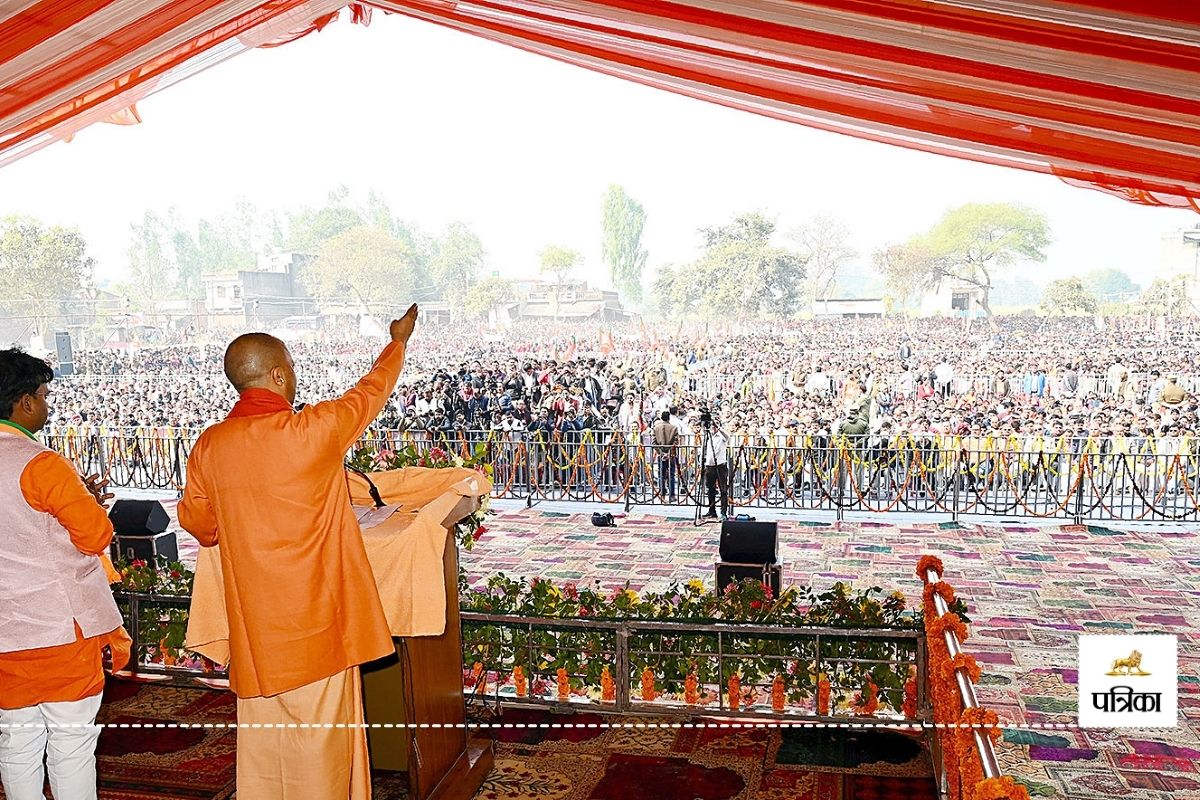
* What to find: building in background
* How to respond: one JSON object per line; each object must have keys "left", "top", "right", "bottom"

{"left": 812, "top": 298, "right": 885, "bottom": 317}
{"left": 487, "top": 279, "right": 634, "bottom": 327}
{"left": 201, "top": 252, "right": 316, "bottom": 328}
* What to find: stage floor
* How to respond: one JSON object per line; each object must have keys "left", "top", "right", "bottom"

{"left": 149, "top": 496, "right": 1200, "bottom": 800}
{"left": 458, "top": 508, "right": 1200, "bottom": 800}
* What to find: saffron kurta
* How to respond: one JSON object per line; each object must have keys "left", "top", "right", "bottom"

{"left": 177, "top": 341, "right": 406, "bottom": 699}
{"left": 0, "top": 425, "right": 130, "bottom": 711}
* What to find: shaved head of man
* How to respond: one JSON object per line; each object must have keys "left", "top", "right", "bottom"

{"left": 223, "top": 333, "right": 297, "bottom": 405}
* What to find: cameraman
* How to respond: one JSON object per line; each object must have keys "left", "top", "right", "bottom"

{"left": 700, "top": 411, "right": 731, "bottom": 519}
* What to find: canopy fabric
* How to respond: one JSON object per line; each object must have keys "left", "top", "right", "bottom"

{"left": 1, "top": 1, "right": 1198, "bottom": 210}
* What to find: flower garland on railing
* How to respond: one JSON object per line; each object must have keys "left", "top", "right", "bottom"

{"left": 463, "top": 573, "right": 916, "bottom": 628}
{"left": 462, "top": 573, "right": 927, "bottom": 715}
{"left": 112, "top": 556, "right": 207, "bottom": 671}
{"left": 917, "top": 555, "right": 1030, "bottom": 800}
{"left": 345, "top": 442, "right": 493, "bottom": 551}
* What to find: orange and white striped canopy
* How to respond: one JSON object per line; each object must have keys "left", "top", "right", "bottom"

{"left": 2, "top": 1, "right": 1198, "bottom": 209}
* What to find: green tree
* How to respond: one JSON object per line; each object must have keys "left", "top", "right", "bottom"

{"left": 0, "top": 216, "right": 94, "bottom": 336}
{"left": 1082, "top": 268, "right": 1140, "bottom": 302}
{"left": 286, "top": 186, "right": 364, "bottom": 254}
{"left": 1137, "top": 276, "right": 1191, "bottom": 317}
{"left": 881, "top": 203, "right": 1050, "bottom": 317}
{"left": 872, "top": 241, "right": 929, "bottom": 314}
{"left": 303, "top": 225, "right": 420, "bottom": 312}
{"left": 600, "top": 185, "right": 648, "bottom": 304}
{"left": 539, "top": 245, "right": 582, "bottom": 319}
{"left": 168, "top": 207, "right": 257, "bottom": 298}
{"left": 790, "top": 213, "right": 855, "bottom": 310}
{"left": 654, "top": 213, "right": 805, "bottom": 319}
{"left": 431, "top": 222, "right": 485, "bottom": 304}
{"left": 463, "top": 276, "right": 515, "bottom": 319}
{"left": 1041, "top": 277, "right": 1098, "bottom": 315}
{"left": 125, "top": 210, "right": 176, "bottom": 313}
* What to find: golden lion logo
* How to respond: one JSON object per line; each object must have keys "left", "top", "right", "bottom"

{"left": 1106, "top": 650, "right": 1150, "bottom": 676}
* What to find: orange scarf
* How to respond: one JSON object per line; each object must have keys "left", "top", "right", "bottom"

{"left": 228, "top": 388, "right": 293, "bottom": 419}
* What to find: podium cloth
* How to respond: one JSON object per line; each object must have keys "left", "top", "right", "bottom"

{"left": 185, "top": 466, "right": 489, "bottom": 662}
{"left": 184, "top": 466, "right": 489, "bottom": 799}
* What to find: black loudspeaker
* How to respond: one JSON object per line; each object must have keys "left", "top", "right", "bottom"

{"left": 111, "top": 532, "right": 178, "bottom": 564}
{"left": 715, "top": 562, "right": 783, "bottom": 596}
{"left": 54, "top": 331, "right": 74, "bottom": 377}
{"left": 109, "top": 499, "right": 176, "bottom": 564}
{"left": 719, "top": 519, "right": 778, "bottom": 564}
{"left": 109, "top": 500, "right": 170, "bottom": 535}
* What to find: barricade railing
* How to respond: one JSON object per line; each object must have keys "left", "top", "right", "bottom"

{"left": 460, "top": 612, "right": 926, "bottom": 722}
{"left": 46, "top": 427, "right": 1200, "bottom": 521}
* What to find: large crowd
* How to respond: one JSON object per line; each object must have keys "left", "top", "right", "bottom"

{"left": 45, "top": 316, "right": 1200, "bottom": 450}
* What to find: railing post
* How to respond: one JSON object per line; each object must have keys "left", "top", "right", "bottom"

{"left": 95, "top": 432, "right": 107, "bottom": 481}
{"left": 951, "top": 447, "right": 960, "bottom": 522}
{"left": 127, "top": 595, "right": 140, "bottom": 676}
{"left": 615, "top": 626, "right": 629, "bottom": 712}
{"left": 1073, "top": 453, "right": 1087, "bottom": 525}
{"left": 172, "top": 436, "right": 184, "bottom": 489}
{"left": 834, "top": 445, "right": 845, "bottom": 522}
{"left": 525, "top": 436, "right": 533, "bottom": 509}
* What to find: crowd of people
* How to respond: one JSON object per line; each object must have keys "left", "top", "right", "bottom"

{"left": 45, "top": 316, "right": 1200, "bottom": 452}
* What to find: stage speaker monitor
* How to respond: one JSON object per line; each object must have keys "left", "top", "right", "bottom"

{"left": 111, "top": 532, "right": 178, "bottom": 565}
{"left": 54, "top": 331, "right": 74, "bottom": 377}
{"left": 715, "top": 561, "right": 782, "bottom": 597}
{"left": 719, "top": 519, "right": 778, "bottom": 564}
{"left": 109, "top": 499, "right": 170, "bottom": 536}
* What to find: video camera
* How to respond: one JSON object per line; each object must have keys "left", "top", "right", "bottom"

{"left": 698, "top": 406, "right": 713, "bottom": 429}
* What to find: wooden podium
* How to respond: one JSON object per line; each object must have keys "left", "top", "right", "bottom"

{"left": 361, "top": 495, "right": 494, "bottom": 800}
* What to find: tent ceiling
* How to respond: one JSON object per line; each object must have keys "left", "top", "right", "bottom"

{"left": 1, "top": 1, "right": 1198, "bottom": 209}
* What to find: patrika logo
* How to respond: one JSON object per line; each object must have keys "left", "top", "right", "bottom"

{"left": 1105, "top": 650, "right": 1149, "bottom": 676}
{"left": 1079, "top": 635, "right": 1177, "bottom": 728}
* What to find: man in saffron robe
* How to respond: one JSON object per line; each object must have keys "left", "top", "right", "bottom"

{"left": 178, "top": 304, "right": 418, "bottom": 799}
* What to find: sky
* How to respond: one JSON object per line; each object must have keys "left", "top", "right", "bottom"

{"left": 1, "top": 12, "right": 1196, "bottom": 292}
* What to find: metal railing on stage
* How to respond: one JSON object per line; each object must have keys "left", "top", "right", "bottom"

{"left": 460, "top": 612, "right": 928, "bottom": 723}
{"left": 50, "top": 427, "right": 1200, "bottom": 522}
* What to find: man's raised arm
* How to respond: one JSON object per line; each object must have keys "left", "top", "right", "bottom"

{"left": 309, "top": 303, "right": 419, "bottom": 452}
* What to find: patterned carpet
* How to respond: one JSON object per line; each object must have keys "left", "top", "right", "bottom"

{"left": 150, "top": 499, "right": 1200, "bottom": 799}
{"left": 458, "top": 510, "right": 1200, "bottom": 800}
{"left": 0, "top": 685, "right": 933, "bottom": 800}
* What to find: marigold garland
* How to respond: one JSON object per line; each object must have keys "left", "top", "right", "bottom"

{"left": 929, "top": 611, "right": 970, "bottom": 643}
{"left": 771, "top": 674, "right": 785, "bottom": 712}
{"left": 975, "top": 776, "right": 1031, "bottom": 800}
{"left": 853, "top": 679, "right": 879, "bottom": 716}
{"left": 601, "top": 666, "right": 615, "bottom": 702}
{"left": 513, "top": 666, "right": 527, "bottom": 697}
{"left": 902, "top": 665, "right": 918, "bottom": 719}
{"left": 916, "top": 554, "right": 944, "bottom": 579}
{"left": 728, "top": 674, "right": 741, "bottom": 711}
{"left": 923, "top": 580, "right": 957, "bottom": 607}
{"left": 685, "top": 672, "right": 700, "bottom": 705}
{"left": 947, "top": 653, "right": 983, "bottom": 684}
{"left": 640, "top": 667, "right": 656, "bottom": 701}
{"left": 816, "top": 675, "right": 830, "bottom": 716}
